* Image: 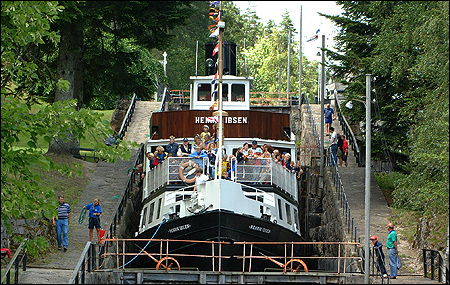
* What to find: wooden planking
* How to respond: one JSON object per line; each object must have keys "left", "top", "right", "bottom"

{"left": 151, "top": 110, "right": 290, "bottom": 141}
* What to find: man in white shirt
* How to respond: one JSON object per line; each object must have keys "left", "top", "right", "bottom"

{"left": 329, "top": 126, "right": 338, "bottom": 166}
{"left": 194, "top": 167, "right": 209, "bottom": 191}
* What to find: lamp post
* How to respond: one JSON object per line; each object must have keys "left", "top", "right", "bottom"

{"left": 347, "top": 76, "right": 372, "bottom": 283}
{"left": 364, "top": 74, "right": 372, "bottom": 284}
{"left": 320, "top": 35, "right": 325, "bottom": 183}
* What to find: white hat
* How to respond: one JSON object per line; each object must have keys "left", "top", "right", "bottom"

{"left": 203, "top": 125, "right": 209, "bottom": 130}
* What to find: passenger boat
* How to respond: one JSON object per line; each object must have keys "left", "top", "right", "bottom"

{"left": 131, "top": 3, "right": 304, "bottom": 272}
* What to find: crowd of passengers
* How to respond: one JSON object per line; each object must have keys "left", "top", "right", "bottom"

{"left": 143, "top": 125, "right": 304, "bottom": 181}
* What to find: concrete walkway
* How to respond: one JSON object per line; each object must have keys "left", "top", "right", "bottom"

{"left": 17, "top": 155, "right": 137, "bottom": 284}
{"left": 308, "top": 102, "right": 440, "bottom": 284}
{"left": 123, "top": 101, "right": 161, "bottom": 144}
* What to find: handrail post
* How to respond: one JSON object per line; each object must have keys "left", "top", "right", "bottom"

{"left": 423, "top": 249, "right": 428, "bottom": 278}
{"left": 431, "top": 250, "right": 435, "bottom": 280}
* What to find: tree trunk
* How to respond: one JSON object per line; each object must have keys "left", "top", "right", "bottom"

{"left": 47, "top": 23, "right": 84, "bottom": 155}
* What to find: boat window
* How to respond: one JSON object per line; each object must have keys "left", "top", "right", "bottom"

{"left": 277, "top": 199, "right": 283, "bottom": 220}
{"left": 231, "top": 84, "right": 245, "bottom": 102}
{"left": 141, "top": 207, "right": 147, "bottom": 228}
{"left": 197, "top": 84, "right": 211, "bottom": 101}
{"left": 148, "top": 202, "right": 155, "bottom": 224}
{"left": 156, "top": 198, "right": 162, "bottom": 219}
{"left": 222, "top": 83, "right": 229, "bottom": 102}
{"left": 285, "top": 203, "right": 292, "bottom": 225}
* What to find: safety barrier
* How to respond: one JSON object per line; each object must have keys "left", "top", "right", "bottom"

{"left": 100, "top": 238, "right": 362, "bottom": 274}
{"left": 423, "top": 249, "right": 449, "bottom": 283}
{"left": 0, "top": 242, "right": 27, "bottom": 284}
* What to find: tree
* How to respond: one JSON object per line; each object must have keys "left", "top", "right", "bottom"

{"left": 323, "top": 1, "right": 449, "bottom": 213}
{"left": 45, "top": 1, "right": 193, "bottom": 154}
{"left": 1, "top": 1, "right": 132, "bottom": 256}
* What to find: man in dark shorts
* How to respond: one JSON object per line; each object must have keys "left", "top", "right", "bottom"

{"left": 83, "top": 199, "right": 102, "bottom": 243}
{"left": 324, "top": 103, "right": 336, "bottom": 135}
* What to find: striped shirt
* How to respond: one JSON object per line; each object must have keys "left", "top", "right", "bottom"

{"left": 56, "top": 203, "right": 71, "bottom": 219}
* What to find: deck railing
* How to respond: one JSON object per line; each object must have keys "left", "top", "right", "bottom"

{"left": 100, "top": 238, "right": 362, "bottom": 274}
{"left": 144, "top": 157, "right": 297, "bottom": 200}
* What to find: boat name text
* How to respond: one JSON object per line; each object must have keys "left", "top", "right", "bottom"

{"left": 168, "top": 224, "right": 191, "bottom": 234}
{"left": 249, "top": 225, "right": 271, "bottom": 234}
{"left": 195, "top": 116, "right": 248, "bottom": 124}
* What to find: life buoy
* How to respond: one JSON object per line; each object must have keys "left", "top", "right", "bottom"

{"left": 179, "top": 160, "right": 198, "bottom": 184}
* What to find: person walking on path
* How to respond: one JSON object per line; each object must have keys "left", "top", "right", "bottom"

{"left": 369, "top": 235, "right": 388, "bottom": 278}
{"left": 329, "top": 127, "right": 338, "bottom": 166}
{"left": 52, "top": 195, "right": 71, "bottom": 252}
{"left": 83, "top": 199, "right": 102, "bottom": 243}
{"left": 386, "top": 222, "right": 399, "bottom": 279}
{"left": 324, "top": 103, "right": 336, "bottom": 135}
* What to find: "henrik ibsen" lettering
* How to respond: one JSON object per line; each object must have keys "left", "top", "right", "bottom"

{"left": 195, "top": 116, "right": 248, "bottom": 124}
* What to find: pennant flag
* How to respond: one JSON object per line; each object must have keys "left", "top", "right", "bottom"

{"left": 212, "top": 43, "right": 219, "bottom": 56}
{"left": 306, "top": 34, "right": 318, "bottom": 42}
{"left": 306, "top": 29, "right": 320, "bottom": 42}
{"left": 209, "top": 27, "right": 219, "bottom": 38}
{"left": 209, "top": 1, "right": 220, "bottom": 7}
{"left": 210, "top": 71, "right": 218, "bottom": 84}
{"left": 209, "top": 101, "right": 218, "bottom": 112}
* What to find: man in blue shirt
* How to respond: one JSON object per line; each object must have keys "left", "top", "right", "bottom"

{"left": 52, "top": 195, "right": 71, "bottom": 251}
{"left": 370, "top": 235, "right": 388, "bottom": 278}
{"left": 166, "top": 135, "right": 179, "bottom": 157}
{"left": 83, "top": 199, "right": 102, "bottom": 243}
{"left": 324, "top": 103, "right": 336, "bottom": 135}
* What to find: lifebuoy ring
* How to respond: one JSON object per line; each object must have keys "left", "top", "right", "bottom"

{"left": 179, "top": 160, "right": 198, "bottom": 184}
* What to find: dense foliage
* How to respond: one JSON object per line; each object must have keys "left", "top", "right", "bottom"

{"left": 323, "top": 1, "right": 449, "bottom": 214}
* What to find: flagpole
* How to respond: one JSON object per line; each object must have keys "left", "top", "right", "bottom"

{"left": 217, "top": 1, "right": 224, "bottom": 180}
{"left": 298, "top": 5, "right": 302, "bottom": 110}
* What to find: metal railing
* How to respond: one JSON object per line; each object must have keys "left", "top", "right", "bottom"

{"left": 423, "top": 249, "right": 449, "bottom": 283}
{"left": 100, "top": 238, "right": 362, "bottom": 273}
{"left": 117, "top": 93, "right": 138, "bottom": 141}
{"left": 334, "top": 96, "right": 362, "bottom": 167}
{"left": 300, "top": 94, "right": 363, "bottom": 263}
{"left": 370, "top": 247, "right": 390, "bottom": 284}
{"left": 1, "top": 242, "right": 27, "bottom": 284}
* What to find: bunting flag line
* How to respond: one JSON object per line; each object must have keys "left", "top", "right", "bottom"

{"left": 212, "top": 43, "right": 219, "bottom": 56}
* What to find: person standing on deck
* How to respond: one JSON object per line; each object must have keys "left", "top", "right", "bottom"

{"left": 166, "top": 135, "right": 179, "bottom": 157}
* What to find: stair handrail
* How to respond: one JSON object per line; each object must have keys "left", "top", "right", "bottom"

{"left": 334, "top": 96, "right": 363, "bottom": 167}
{"left": 423, "top": 248, "right": 449, "bottom": 283}
{"left": 117, "top": 93, "right": 138, "bottom": 140}
{"left": 0, "top": 242, "right": 27, "bottom": 284}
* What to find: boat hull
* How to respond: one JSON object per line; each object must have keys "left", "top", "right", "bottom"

{"left": 129, "top": 210, "right": 305, "bottom": 271}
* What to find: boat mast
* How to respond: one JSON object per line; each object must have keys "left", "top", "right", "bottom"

{"left": 217, "top": 1, "right": 224, "bottom": 179}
